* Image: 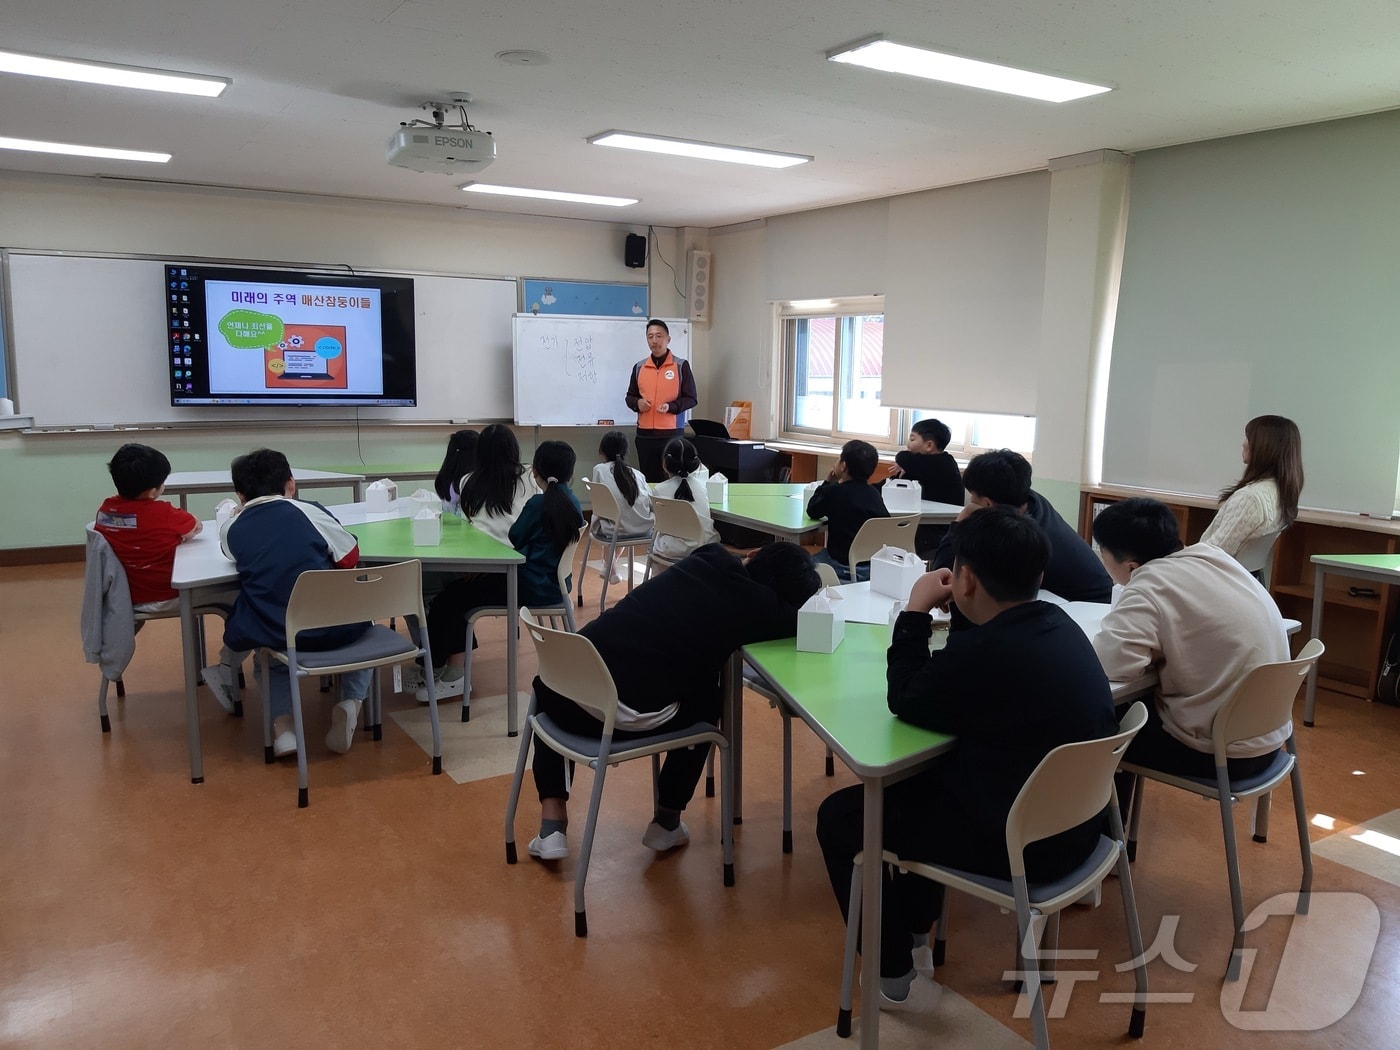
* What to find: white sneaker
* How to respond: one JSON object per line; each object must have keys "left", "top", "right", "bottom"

{"left": 879, "top": 976, "right": 944, "bottom": 1012}
{"left": 912, "top": 942, "right": 935, "bottom": 978}
{"left": 415, "top": 668, "right": 466, "bottom": 704}
{"left": 609, "top": 568, "right": 626, "bottom": 585}
{"left": 270, "top": 715, "right": 297, "bottom": 758}
{"left": 641, "top": 819, "right": 690, "bottom": 852}
{"left": 398, "top": 663, "right": 425, "bottom": 693}
{"left": 201, "top": 663, "right": 236, "bottom": 714}
{"left": 527, "top": 830, "right": 569, "bottom": 860}
{"left": 325, "top": 698, "right": 362, "bottom": 754}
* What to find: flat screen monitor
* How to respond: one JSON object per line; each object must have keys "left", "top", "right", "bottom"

{"left": 164, "top": 263, "right": 417, "bottom": 407}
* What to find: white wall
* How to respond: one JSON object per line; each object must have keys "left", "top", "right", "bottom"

{"left": 0, "top": 171, "right": 682, "bottom": 549}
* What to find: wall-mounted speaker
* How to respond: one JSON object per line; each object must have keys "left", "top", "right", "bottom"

{"left": 687, "top": 250, "right": 711, "bottom": 324}
{"left": 624, "top": 233, "right": 647, "bottom": 269}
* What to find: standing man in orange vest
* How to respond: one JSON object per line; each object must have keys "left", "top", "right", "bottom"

{"left": 625, "top": 318, "right": 698, "bottom": 482}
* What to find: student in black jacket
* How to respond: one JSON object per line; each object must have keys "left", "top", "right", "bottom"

{"left": 816, "top": 507, "right": 1118, "bottom": 1010}
{"left": 528, "top": 542, "right": 820, "bottom": 861}
{"left": 807, "top": 439, "right": 889, "bottom": 582}
{"left": 883, "top": 418, "right": 964, "bottom": 558}
{"left": 933, "top": 448, "right": 1112, "bottom": 610}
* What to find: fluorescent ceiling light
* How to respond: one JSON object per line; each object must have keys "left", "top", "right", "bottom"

{"left": 589, "top": 131, "right": 810, "bottom": 169}
{"left": 464, "top": 183, "right": 637, "bottom": 207}
{"left": 0, "top": 136, "right": 170, "bottom": 163}
{"left": 827, "top": 37, "right": 1111, "bottom": 103}
{"left": 0, "top": 48, "right": 229, "bottom": 97}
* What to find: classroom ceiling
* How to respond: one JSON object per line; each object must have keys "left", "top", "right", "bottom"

{"left": 2, "top": 0, "right": 1399, "bottom": 229}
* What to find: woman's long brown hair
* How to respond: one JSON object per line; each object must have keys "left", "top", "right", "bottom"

{"left": 1220, "top": 415, "right": 1303, "bottom": 525}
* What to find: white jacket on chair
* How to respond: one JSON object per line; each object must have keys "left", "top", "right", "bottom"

{"left": 81, "top": 527, "right": 137, "bottom": 681}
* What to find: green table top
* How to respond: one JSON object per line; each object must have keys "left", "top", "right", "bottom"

{"left": 713, "top": 483, "right": 824, "bottom": 536}
{"left": 318, "top": 463, "right": 438, "bottom": 478}
{"left": 744, "top": 623, "right": 953, "bottom": 777}
{"left": 1311, "top": 552, "right": 1400, "bottom": 572}
{"left": 347, "top": 514, "right": 523, "bottom": 565}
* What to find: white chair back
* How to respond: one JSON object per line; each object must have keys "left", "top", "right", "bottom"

{"left": 582, "top": 478, "right": 621, "bottom": 526}
{"left": 285, "top": 560, "right": 426, "bottom": 639}
{"left": 814, "top": 562, "right": 841, "bottom": 589}
{"left": 1211, "top": 638, "right": 1323, "bottom": 758}
{"left": 651, "top": 496, "right": 706, "bottom": 547}
{"left": 521, "top": 608, "right": 620, "bottom": 732}
{"left": 1235, "top": 528, "right": 1284, "bottom": 575}
{"left": 848, "top": 513, "right": 921, "bottom": 578}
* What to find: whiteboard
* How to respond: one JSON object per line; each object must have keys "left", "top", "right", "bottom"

{"left": 512, "top": 314, "right": 690, "bottom": 426}
{"left": 4, "top": 252, "right": 517, "bottom": 427}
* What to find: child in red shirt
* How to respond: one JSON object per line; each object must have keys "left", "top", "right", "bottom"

{"left": 94, "top": 444, "right": 201, "bottom": 612}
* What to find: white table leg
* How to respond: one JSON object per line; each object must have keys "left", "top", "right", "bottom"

{"left": 179, "top": 590, "right": 204, "bottom": 783}
{"left": 507, "top": 564, "right": 519, "bottom": 736}
{"left": 1304, "top": 563, "right": 1324, "bottom": 726}
{"left": 860, "top": 778, "right": 883, "bottom": 1049}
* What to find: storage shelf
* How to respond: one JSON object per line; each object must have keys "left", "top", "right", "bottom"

{"left": 1272, "top": 583, "right": 1382, "bottom": 610}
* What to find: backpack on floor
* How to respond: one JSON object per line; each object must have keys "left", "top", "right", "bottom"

{"left": 1378, "top": 630, "right": 1400, "bottom": 707}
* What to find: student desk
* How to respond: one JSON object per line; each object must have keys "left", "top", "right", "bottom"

{"left": 316, "top": 464, "right": 438, "bottom": 494}
{"left": 164, "top": 467, "right": 366, "bottom": 509}
{"left": 1304, "top": 553, "right": 1400, "bottom": 726}
{"left": 709, "top": 482, "right": 962, "bottom": 543}
{"left": 169, "top": 501, "right": 523, "bottom": 784}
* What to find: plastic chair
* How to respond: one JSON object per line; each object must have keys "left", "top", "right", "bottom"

{"left": 504, "top": 608, "right": 735, "bottom": 937}
{"left": 1122, "top": 637, "right": 1323, "bottom": 980}
{"left": 577, "top": 478, "right": 652, "bottom": 611}
{"left": 261, "top": 560, "right": 443, "bottom": 808}
{"left": 837, "top": 702, "right": 1151, "bottom": 1049}
{"left": 847, "top": 513, "right": 921, "bottom": 582}
{"left": 458, "top": 530, "right": 582, "bottom": 725}
{"left": 84, "top": 527, "right": 238, "bottom": 732}
{"left": 643, "top": 496, "right": 707, "bottom": 580}
{"left": 814, "top": 562, "right": 841, "bottom": 589}
{"left": 1234, "top": 527, "right": 1284, "bottom": 580}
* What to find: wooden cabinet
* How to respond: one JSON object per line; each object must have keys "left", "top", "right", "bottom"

{"left": 1080, "top": 485, "right": 1400, "bottom": 699}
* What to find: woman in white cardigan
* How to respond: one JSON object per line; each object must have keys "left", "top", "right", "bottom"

{"left": 1200, "top": 415, "right": 1303, "bottom": 561}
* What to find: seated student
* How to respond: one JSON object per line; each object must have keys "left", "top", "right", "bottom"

{"left": 807, "top": 439, "right": 889, "bottom": 582}
{"left": 528, "top": 542, "right": 820, "bottom": 860}
{"left": 458, "top": 423, "right": 539, "bottom": 546}
{"left": 94, "top": 443, "right": 203, "bottom": 615}
{"left": 418, "top": 441, "right": 584, "bottom": 702}
{"left": 216, "top": 449, "right": 372, "bottom": 757}
{"left": 884, "top": 418, "right": 964, "bottom": 558}
{"left": 433, "top": 428, "right": 480, "bottom": 511}
{"left": 1200, "top": 414, "right": 1303, "bottom": 566}
{"left": 932, "top": 449, "right": 1112, "bottom": 606}
{"left": 1091, "top": 498, "right": 1290, "bottom": 807}
{"left": 588, "top": 429, "right": 654, "bottom": 584}
{"left": 816, "top": 508, "right": 1118, "bottom": 1010}
{"left": 650, "top": 437, "right": 719, "bottom": 560}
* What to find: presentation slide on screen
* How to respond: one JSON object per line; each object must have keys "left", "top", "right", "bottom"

{"left": 203, "top": 281, "right": 384, "bottom": 396}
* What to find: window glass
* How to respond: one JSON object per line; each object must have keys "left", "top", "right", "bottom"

{"left": 835, "top": 315, "right": 888, "bottom": 438}
{"left": 788, "top": 317, "right": 833, "bottom": 431}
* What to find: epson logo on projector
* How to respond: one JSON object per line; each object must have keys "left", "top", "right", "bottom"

{"left": 435, "top": 135, "right": 478, "bottom": 149}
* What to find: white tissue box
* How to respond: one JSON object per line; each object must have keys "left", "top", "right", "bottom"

{"left": 796, "top": 587, "right": 846, "bottom": 653}
{"left": 706, "top": 473, "right": 729, "bottom": 503}
{"left": 408, "top": 487, "right": 439, "bottom": 514}
{"left": 411, "top": 508, "right": 441, "bottom": 546}
{"left": 870, "top": 546, "right": 925, "bottom": 601}
{"left": 365, "top": 478, "right": 398, "bottom": 513}
{"left": 883, "top": 478, "right": 922, "bottom": 514}
{"left": 214, "top": 498, "right": 238, "bottom": 525}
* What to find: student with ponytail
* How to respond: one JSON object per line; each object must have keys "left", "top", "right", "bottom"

{"left": 417, "top": 441, "right": 584, "bottom": 702}
{"left": 651, "top": 437, "right": 718, "bottom": 560}
{"left": 458, "top": 424, "right": 539, "bottom": 544}
{"left": 433, "top": 429, "right": 480, "bottom": 509}
{"left": 588, "top": 430, "right": 653, "bottom": 584}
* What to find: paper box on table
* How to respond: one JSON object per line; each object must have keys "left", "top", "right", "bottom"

{"left": 796, "top": 587, "right": 846, "bottom": 653}
{"left": 883, "top": 477, "right": 922, "bottom": 514}
{"left": 870, "top": 545, "right": 926, "bottom": 601}
{"left": 411, "top": 507, "right": 441, "bottom": 546}
{"left": 214, "top": 498, "right": 238, "bottom": 526}
{"left": 407, "top": 487, "right": 441, "bottom": 515}
{"left": 706, "top": 472, "right": 729, "bottom": 503}
{"left": 365, "top": 478, "right": 398, "bottom": 513}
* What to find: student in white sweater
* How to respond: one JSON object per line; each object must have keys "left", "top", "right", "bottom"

{"left": 1200, "top": 415, "right": 1303, "bottom": 562}
{"left": 1091, "top": 498, "right": 1290, "bottom": 808}
{"left": 589, "top": 430, "right": 653, "bottom": 583}
{"left": 651, "top": 437, "right": 719, "bottom": 559}
{"left": 458, "top": 423, "right": 538, "bottom": 545}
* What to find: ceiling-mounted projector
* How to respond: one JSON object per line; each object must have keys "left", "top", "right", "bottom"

{"left": 387, "top": 97, "right": 496, "bottom": 174}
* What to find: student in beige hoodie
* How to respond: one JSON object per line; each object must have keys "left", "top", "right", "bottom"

{"left": 1091, "top": 498, "right": 1290, "bottom": 807}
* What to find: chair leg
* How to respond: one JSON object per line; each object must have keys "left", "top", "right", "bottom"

{"left": 1289, "top": 762, "right": 1313, "bottom": 915}
{"left": 1215, "top": 769, "right": 1246, "bottom": 980}
{"left": 98, "top": 676, "right": 112, "bottom": 732}
{"left": 626, "top": 547, "right": 636, "bottom": 593}
{"left": 114, "top": 676, "right": 126, "bottom": 699}
{"left": 504, "top": 697, "right": 537, "bottom": 864}
{"left": 424, "top": 667, "right": 441, "bottom": 775}
{"left": 1108, "top": 783, "right": 1149, "bottom": 1037}
{"left": 460, "top": 624, "right": 475, "bottom": 723}
{"left": 826, "top": 746, "right": 835, "bottom": 778}
{"left": 598, "top": 536, "right": 615, "bottom": 611}
{"left": 1252, "top": 791, "right": 1272, "bottom": 843}
{"left": 574, "top": 747, "right": 613, "bottom": 937}
{"left": 782, "top": 713, "right": 793, "bottom": 854}
{"left": 837, "top": 856, "right": 864, "bottom": 1038}
{"left": 720, "top": 738, "right": 735, "bottom": 888}
{"left": 576, "top": 530, "right": 592, "bottom": 608}
{"left": 260, "top": 652, "right": 276, "bottom": 764}
{"left": 932, "top": 888, "right": 951, "bottom": 966}
{"left": 705, "top": 744, "right": 715, "bottom": 798}
{"left": 1126, "top": 773, "right": 1144, "bottom": 862}
{"left": 651, "top": 753, "right": 661, "bottom": 808}
{"left": 1015, "top": 896, "right": 1051, "bottom": 1050}
{"left": 290, "top": 667, "right": 310, "bottom": 809}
